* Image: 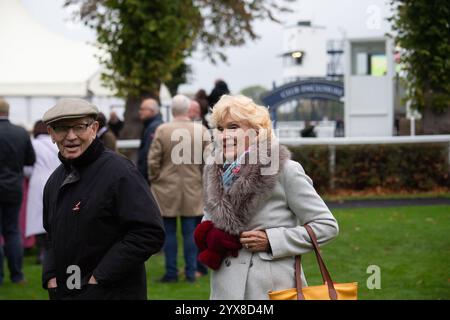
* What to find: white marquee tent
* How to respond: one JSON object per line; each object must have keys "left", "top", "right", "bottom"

{"left": 0, "top": 0, "right": 122, "bottom": 128}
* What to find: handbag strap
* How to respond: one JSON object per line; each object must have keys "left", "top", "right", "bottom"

{"left": 295, "top": 256, "right": 305, "bottom": 300}
{"left": 296, "top": 224, "right": 338, "bottom": 300}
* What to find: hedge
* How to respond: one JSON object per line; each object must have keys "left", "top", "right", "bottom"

{"left": 287, "top": 143, "right": 450, "bottom": 193}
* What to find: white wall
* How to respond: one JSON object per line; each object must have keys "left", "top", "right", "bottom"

{"left": 344, "top": 38, "right": 394, "bottom": 137}
{"left": 282, "top": 25, "right": 327, "bottom": 80}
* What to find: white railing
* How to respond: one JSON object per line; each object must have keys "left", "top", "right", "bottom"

{"left": 278, "top": 135, "right": 450, "bottom": 146}
{"left": 117, "top": 139, "right": 140, "bottom": 149}
{"left": 277, "top": 135, "right": 450, "bottom": 190}
{"left": 275, "top": 120, "right": 338, "bottom": 138}
{"left": 117, "top": 135, "right": 450, "bottom": 149}
{"left": 117, "top": 135, "right": 450, "bottom": 190}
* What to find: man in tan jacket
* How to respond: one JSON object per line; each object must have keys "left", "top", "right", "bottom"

{"left": 148, "top": 95, "right": 211, "bottom": 282}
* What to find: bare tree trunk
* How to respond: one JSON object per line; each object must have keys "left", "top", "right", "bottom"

{"left": 118, "top": 96, "right": 142, "bottom": 162}
{"left": 121, "top": 96, "right": 143, "bottom": 140}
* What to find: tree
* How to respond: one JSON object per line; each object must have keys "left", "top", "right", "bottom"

{"left": 240, "top": 85, "right": 268, "bottom": 105}
{"left": 389, "top": 0, "right": 450, "bottom": 134}
{"left": 166, "top": 61, "right": 192, "bottom": 97}
{"left": 64, "top": 0, "right": 293, "bottom": 139}
{"left": 65, "top": 0, "right": 202, "bottom": 139}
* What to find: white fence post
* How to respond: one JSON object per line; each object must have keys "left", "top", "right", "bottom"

{"left": 329, "top": 145, "right": 336, "bottom": 190}
{"left": 448, "top": 142, "right": 450, "bottom": 171}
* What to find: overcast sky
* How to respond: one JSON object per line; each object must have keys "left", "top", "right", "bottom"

{"left": 22, "top": 0, "right": 393, "bottom": 95}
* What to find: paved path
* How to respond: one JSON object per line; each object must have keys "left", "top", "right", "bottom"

{"left": 325, "top": 198, "right": 450, "bottom": 209}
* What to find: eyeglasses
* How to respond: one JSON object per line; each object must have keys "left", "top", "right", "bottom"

{"left": 51, "top": 122, "right": 94, "bottom": 137}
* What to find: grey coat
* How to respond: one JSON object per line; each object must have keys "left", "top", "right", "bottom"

{"left": 203, "top": 144, "right": 339, "bottom": 300}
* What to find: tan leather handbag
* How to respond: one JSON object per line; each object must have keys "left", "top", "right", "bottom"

{"left": 268, "top": 224, "right": 358, "bottom": 300}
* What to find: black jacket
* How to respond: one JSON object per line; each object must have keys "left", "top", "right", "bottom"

{"left": 137, "top": 113, "right": 163, "bottom": 183}
{"left": 108, "top": 119, "right": 124, "bottom": 138}
{"left": 42, "top": 138, "right": 165, "bottom": 300}
{"left": 208, "top": 80, "right": 230, "bottom": 108}
{"left": 0, "top": 119, "right": 35, "bottom": 203}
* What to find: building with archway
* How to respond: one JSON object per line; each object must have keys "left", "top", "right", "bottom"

{"left": 263, "top": 21, "right": 400, "bottom": 138}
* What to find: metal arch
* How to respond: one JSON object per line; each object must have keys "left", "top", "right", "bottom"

{"left": 261, "top": 79, "right": 345, "bottom": 109}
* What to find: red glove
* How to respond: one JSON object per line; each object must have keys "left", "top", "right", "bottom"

{"left": 194, "top": 220, "right": 214, "bottom": 251}
{"left": 194, "top": 221, "right": 242, "bottom": 270}
{"left": 206, "top": 227, "right": 242, "bottom": 253}
{"left": 198, "top": 248, "right": 224, "bottom": 270}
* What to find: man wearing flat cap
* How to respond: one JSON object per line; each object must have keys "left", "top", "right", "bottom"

{"left": 0, "top": 98, "right": 35, "bottom": 286}
{"left": 41, "top": 98, "right": 165, "bottom": 300}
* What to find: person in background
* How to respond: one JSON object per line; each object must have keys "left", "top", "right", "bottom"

{"left": 148, "top": 95, "right": 211, "bottom": 283}
{"left": 107, "top": 111, "right": 124, "bottom": 138}
{"left": 20, "top": 167, "right": 35, "bottom": 252}
{"left": 187, "top": 99, "right": 209, "bottom": 279}
{"left": 25, "top": 120, "right": 60, "bottom": 265}
{"left": 41, "top": 98, "right": 165, "bottom": 300}
{"left": 0, "top": 98, "right": 36, "bottom": 285}
{"left": 208, "top": 79, "right": 230, "bottom": 109}
{"left": 96, "top": 112, "right": 117, "bottom": 152}
{"left": 301, "top": 121, "right": 316, "bottom": 138}
{"left": 194, "top": 89, "right": 211, "bottom": 129}
{"left": 137, "top": 98, "right": 163, "bottom": 183}
{"left": 188, "top": 99, "right": 202, "bottom": 122}
{"left": 335, "top": 118, "right": 344, "bottom": 137}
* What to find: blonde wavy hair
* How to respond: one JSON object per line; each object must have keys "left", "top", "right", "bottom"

{"left": 211, "top": 95, "right": 274, "bottom": 140}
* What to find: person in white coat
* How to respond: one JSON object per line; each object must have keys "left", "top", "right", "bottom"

{"left": 25, "top": 121, "right": 60, "bottom": 264}
{"left": 194, "top": 95, "right": 339, "bottom": 300}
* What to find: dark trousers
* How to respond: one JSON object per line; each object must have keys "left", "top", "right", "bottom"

{"left": 163, "top": 217, "right": 198, "bottom": 280}
{"left": 0, "top": 202, "right": 24, "bottom": 284}
{"left": 195, "top": 216, "right": 208, "bottom": 275}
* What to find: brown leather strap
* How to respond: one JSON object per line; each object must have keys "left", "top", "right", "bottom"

{"left": 295, "top": 256, "right": 305, "bottom": 300}
{"left": 304, "top": 224, "right": 338, "bottom": 300}
{"left": 295, "top": 224, "right": 338, "bottom": 300}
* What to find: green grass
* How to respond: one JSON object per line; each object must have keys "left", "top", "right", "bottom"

{"left": 1, "top": 205, "right": 449, "bottom": 300}
{"left": 322, "top": 191, "right": 450, "bottom": 202}
{"left": 306, "top": 205, "right": 450, "bottom": 300}
{"left": 146, "top": 252, "right": 210, "bottom": 300}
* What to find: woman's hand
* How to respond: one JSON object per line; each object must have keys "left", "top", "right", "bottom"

{"left": 240, "top": 230, "right": 271, "bottom": 253}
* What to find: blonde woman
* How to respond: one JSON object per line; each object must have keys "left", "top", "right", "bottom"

{"left": 194, "top": 94, "right": 339, "bottom": 300}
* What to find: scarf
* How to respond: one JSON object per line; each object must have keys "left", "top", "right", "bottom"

{"left": 58, "top": 137, "right": 105, "bottom": 171}
{"left": 221, "top": 149, "right": 250, "bottom": 191}
{"left": 204, "top": 143, "right": 292, "bottom": 235}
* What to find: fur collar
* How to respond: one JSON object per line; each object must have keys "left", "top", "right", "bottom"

{"left": 203, "top": 143, "right": 291, "bottom": 235}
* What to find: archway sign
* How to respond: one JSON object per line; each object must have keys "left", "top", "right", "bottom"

{"left": 261, "top": 78, "right": 344, "bottom": 125}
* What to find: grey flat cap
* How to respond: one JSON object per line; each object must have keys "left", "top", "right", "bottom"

{"left": 43, "top": 98, "right": 99, "bottom": 124}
